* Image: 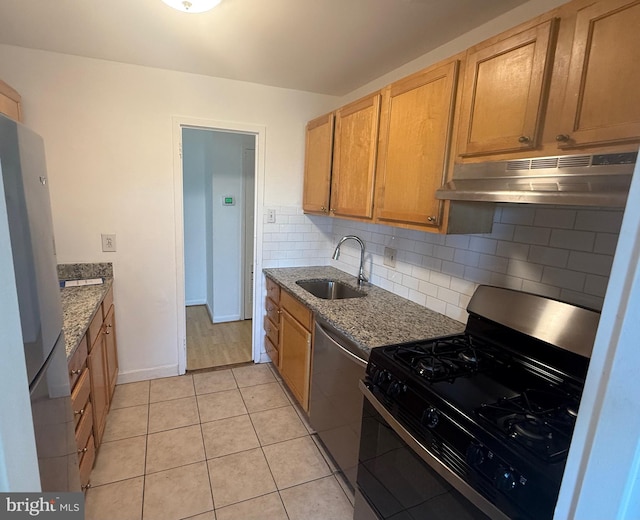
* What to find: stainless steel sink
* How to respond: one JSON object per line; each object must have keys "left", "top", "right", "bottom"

{"left": 296, "top": 279, "right": 366, "bottom": 300}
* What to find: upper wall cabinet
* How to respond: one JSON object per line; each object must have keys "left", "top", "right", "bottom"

{"left": 456, "top": 19, "right": 558, "bottom": 157}
{"left": 375, "top": 59, "right": 460, "bottom": 229}
{"left": 557, "top": 0, "right": 640, "bottom": 149}
{"left": 0, "top": 80, "right": 23, "bottom": 123}
{"left": 330, "top": 93, "right": 381, "bottom": 220}
{"left": 302, "top": 113, "right": 334, "bottom": 214}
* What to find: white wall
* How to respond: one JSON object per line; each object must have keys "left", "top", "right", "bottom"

{"left": 0, "top": 44, "right": 338, "bottom": 381}
{"left": 183, "top": 128, "right": 208, "bottom": 305}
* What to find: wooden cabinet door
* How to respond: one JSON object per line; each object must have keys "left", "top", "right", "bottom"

{"left": 330, "top": 93, "right": 381, "bottom": 219}
{"left": 0, "top": 80, "right": 22, "bottom": 122}
{"left": 103, "top": 305, "right": 118, "bottom": 402}
{"left": 375, "top": 60, "right": 459, "bottom": 228}
{"left": 457, "top": 19, "right": 557, "bottom": 157}
{"left": 557, "top": 0, "right": 640, "bottom": 148}
{"left": 88, "top": 340, "right": 108, "bottom": 448}
{"left": 303, "top": 113, "right": 334, "bottom": 214}
{"left": 279, "top": 309, "right": 312, "bottom": 411}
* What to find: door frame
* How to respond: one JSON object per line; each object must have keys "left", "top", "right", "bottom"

{"left": 172, "top": 116, "right": 266, "bottom": 374}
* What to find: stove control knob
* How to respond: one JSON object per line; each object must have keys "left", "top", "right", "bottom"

{"left": 466, "top": 443, "right": 486, "bottom": 467}
{"left": 388, "top": 380, "right": 406, "bottom": 398}
{"left": 372, "top": 369, "right": 388, "bottom": 387}
{"left": 495, "top": 466, "right": 519, "bottom": 493}
{"left": 423, "top": 407, "right": 440, "bottom": 429}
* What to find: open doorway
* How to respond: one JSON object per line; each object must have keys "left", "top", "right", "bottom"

{"left": 182, "top": 127, "right": 256, "bottom": 370}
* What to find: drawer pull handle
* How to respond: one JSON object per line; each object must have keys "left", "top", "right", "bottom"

{"left": 74, "top": 408, "right": 84, "bottom": 416}
{"left": 518, "top": 135, "right": 531, "bottom": 143}
{"left": 78, "top": 447, "right": 87, "bottom": 454}
{"left": 104, "top": 329, "right": 110, "bottom": 335}
{"left": 70, "top": 369, "right": 82, "bottom": 375}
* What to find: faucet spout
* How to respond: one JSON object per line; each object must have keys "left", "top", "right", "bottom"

{"left": 332, "top": 235, "right": 368, "bottom": 285}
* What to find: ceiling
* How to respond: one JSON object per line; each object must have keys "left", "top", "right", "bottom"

{"left": 0, "top": 0, "right": 529, "bottom": 96}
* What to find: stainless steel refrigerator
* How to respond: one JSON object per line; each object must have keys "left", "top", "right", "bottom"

{"left": 0, "top": 114, "right": 80, "bottom": 492}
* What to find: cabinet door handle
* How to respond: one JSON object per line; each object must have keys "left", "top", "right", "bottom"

{"left": 81, "top": 483, "right": 91, "bottom": 491}
{"left": 518, "top": 136, "right": 531, "bottom": 143}
{"left": 556, "top": 134, "right": 570, "bottom": 142}
{"left": 78, "top": 447, "right": 87, "bottom": 454}
{"left": 74, "top": 408, "right": 84, "bottom": 416}
{"left": 104, "top": 329, "right": 110, "bottom": 335}
{"left": 427, "top": 216, "right": 437, "bottom": 223}
{"left": 70, "top": 368, "right": 82, "bottom": 375}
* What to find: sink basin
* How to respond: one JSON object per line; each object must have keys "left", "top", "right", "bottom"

{"left": 296, "top": 279, "right": 366, "bottom": 300}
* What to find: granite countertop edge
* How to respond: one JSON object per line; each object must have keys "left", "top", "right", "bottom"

{"left": 61, "top": 278, "right": 113, "bottom": 359}
{"left": 263, "top": 266, "right": 465, "bottom": 355}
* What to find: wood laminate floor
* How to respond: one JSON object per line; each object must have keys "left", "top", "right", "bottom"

{"left": 186, "top": 305, "right": 252, "bottom": 371}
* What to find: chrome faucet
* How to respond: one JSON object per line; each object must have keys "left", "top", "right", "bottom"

{"left": 332, "top": 235, "right": 368, "bottom": 285}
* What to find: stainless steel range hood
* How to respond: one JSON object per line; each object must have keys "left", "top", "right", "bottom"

{"left": 436, "top": 151, "right": 637, "bottom": 207}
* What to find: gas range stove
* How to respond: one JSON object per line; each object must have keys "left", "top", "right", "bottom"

{"left": 362, "top": 285, "right": 599, "bottom": 520}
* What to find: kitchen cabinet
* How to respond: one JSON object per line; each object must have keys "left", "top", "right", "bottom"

{"left": 264, "top": 277, "right": 281, "bottom": 366}
{"left": 375, "top": 58, "right": 460, "bottom": 229}
{"left": 278, "top": 288, "right": 313, "bottom": 411}
{"left": 456, "top": 18, "right": 557, "bottom": 157}
{"left": 87, "top": 309, "right": 109, "bottom": 449}
{"left": 103, "top": 303, "right": 118, "bottom": 402}
{"left": 0, "top": 79, "right": 22, "bottom": 123}
{"left": 556, "top": 0, "right": 640, "bottom": 149}
{"left": 330, "top": 92, "right": 381, "bottom": 220}
{"left": 302, "top": 112, "right": 334, "bottom": 215}
{"left": 68, "top": 336, "right": 95, "bottom": 491}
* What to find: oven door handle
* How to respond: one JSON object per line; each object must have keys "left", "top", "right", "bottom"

{"left": 359, "top": 380, "right": 510, "bottom": 520}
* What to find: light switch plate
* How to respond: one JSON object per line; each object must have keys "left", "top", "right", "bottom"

{"left": 384, "top": 247, "right": 397, "bottom": 268}
{"left": 267, "top": 209, "right": 276, "bottom": 223}
{"left": 101, "top": 234, "right": 116, "bottom": 252}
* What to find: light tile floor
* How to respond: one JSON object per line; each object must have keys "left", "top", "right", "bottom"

{"left": 85, "top": 363, "right": 354, "bottom": 520}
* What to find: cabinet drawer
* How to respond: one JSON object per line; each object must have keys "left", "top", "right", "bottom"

{"left": 266, "top": 277, "right": 280, "bottom": 304}
{"left": 265, "top": 336, "right": 279, "bottom": 367}
{"left": 68, "top": 336, "right": 88, "bottom": 389}
{"left": 280, "top": 290, "right": 312, "bottom": 331}
{"left": 87, "top": 311, "right": 103, "bottom": 352}
{"left": 75, "top": 400, "right": 93, "bottom": 453}
{"left": 264, "top": 316, "right": 279, "bottom": 346}
{"left": 102, "top": 286, "right": 114, "bottom": 319}
{"left": 71, "top": 368, "right": 91, "bottom": 428}
{"left": 79, "top": 435, "right": 95, "bottom": 491}
{"left": 265, "top": 297, "right": 280, "bottom": 323}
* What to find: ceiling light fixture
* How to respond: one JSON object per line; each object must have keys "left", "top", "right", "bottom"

{"left": 161, "top": 0, "right": 221, "bottom": 13}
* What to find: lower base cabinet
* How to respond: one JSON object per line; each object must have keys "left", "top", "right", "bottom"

{"left": 67, "top": 284, "right": 118, "bottom": 491}
{"left": 278, "top": 289, "right": 313, "bottom": 412}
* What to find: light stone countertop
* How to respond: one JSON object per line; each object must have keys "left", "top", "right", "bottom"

{"left": 60, "top": 278, "right": 113, "bottom": 359}
{"left": 264, "top": 266, "right": 465, "bottom": 355}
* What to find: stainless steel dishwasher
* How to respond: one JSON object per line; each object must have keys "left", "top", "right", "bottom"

{"left": 309, "top": 317, "right": 368, "bottom": 492}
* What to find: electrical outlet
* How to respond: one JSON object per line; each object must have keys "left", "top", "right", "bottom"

{"left": 101, "top": 234, "right": 116, "bottom": 252}
{"left": 267, "top": 209, "right": 276, "bottom": 223}
{"left": 384, "top": 247, "right": 397, "bottom": 268}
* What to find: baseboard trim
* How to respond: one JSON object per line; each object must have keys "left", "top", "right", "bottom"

{"left": 116, "top": 364, "right": 179, "bottom": 384}
{"left": 213, "top": 314, "right": 242, "bottom": 323}
{"left": 186, "top": 299, "right": 206, "bottom": 306}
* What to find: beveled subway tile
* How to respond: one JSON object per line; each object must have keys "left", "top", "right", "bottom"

{"left": 231, "top": 364, "right": 275, "bottom": 387}
{"left": 197, "top": 389, "right": 247, "bottom": 423}
{"left": 249, "top": 405, "right": 307, "bottom": 446}
{"left": 215, "top": 492, "right": 287, "bottom": 520}
{"left": 85, "top": 476, "right": 143, "bottom": 520}
{"left": 146, "top": 424, "right": 205, "bottom": 474}
{"left": 207, "top": 448, "right": 276, "bottom": 508}
{"left": 201, "top": 415, "right": 259, "bottom": 459}
{"left": 110, "top": 381, "right": 150, "bottom": 410}
{"left": 280, "top": 476, "right": 354, "bottom": 520}
{"left": 148, "top": 396, "right": 199, "bottom": 433}
{"left": 239, "top": 382, "right": 289, "bottom": 413}
{"left": 262, "top": 436, "right": 331, "bottom": 489}
{"left": 149, "top": 375, "right": 195, "bottom": 403}
{"left": 193, "top": 370, "right": 237, "bottom": 395}
{"left": 143, "top": 462, "right": 213, "bottom": 520}
{"left": 90, "top": 435, "right": 146, "bottom": 486}
{"left": 101, "top": 405, "right": 149, "bottom": 442}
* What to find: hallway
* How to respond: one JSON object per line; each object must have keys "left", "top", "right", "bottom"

{"left": 186, "top": 306, "right": 252, "bottom": 370}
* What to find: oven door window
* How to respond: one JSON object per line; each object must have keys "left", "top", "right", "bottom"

{"left": 357, "top": 397, "right": 490, "bottom": 520}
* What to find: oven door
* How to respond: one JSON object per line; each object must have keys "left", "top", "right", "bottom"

{"left": 356, "top": 381, "right": 509, "bottom": 520}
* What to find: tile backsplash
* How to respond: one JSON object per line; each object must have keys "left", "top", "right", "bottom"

{"left": 262, "top": 204, "right": 623, "bottom": 323}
